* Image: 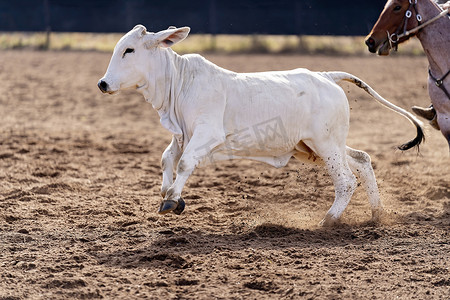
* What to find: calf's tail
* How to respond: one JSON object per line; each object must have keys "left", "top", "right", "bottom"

{"left": 323, "top": 71, "right": 424, "bottom": 151}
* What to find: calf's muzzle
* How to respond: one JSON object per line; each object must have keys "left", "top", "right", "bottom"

{"left": 98, "top": 80, "right": 109, "bottom": 93}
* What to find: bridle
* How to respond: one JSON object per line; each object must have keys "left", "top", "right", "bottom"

{"left": 387, "top": 0, "right": 449, "bottom": 51}
{"left": 386, "top": 0, "right": 450, "bottom": 100}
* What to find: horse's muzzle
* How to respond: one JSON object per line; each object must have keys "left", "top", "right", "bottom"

{"left": 365, "top": 37, "right": 377, "bottom": 53}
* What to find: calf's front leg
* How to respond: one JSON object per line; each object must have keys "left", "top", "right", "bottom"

{"left": 158, "top": 129, "right": 223, "bottom": 215}
{"left": 160, "top": 136, "right": 182, "bottom": 198}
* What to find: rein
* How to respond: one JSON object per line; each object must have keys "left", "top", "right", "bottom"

{"left": 387, "top": 0, "right": 449, "bottom": 50}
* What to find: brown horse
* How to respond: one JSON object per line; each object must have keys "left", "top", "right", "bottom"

{"left": 365, "top": 0, "right": 450, "bottom": 149}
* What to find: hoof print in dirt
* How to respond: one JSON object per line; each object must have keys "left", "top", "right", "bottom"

{"left": 158, "top": 198, "right": 185, "bottom": 215}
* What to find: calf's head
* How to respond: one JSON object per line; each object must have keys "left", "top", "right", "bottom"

{"left": 98, "top": 25, "right": 190, "bottom": 94}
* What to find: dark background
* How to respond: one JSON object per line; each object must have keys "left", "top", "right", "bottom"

{"left": 0, "top": 0, "right": 386, "bottom": 35}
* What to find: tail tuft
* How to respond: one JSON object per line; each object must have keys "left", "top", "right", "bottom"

{"left": 397, "top": 125, "right": 425, "bottom": 151}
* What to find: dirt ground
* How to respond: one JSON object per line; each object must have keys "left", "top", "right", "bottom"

{"left": 0, "top": 50, "right": 449, "bottom": 300}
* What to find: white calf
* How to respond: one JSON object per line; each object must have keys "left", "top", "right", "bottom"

{"left": 98, "top": 25, "right": 424, "bottom": 226}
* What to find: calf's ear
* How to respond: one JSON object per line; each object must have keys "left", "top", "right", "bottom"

{"left": 155, "top": 27, "right": 191, "bottom": 48}
{"left": 133, "top": 24, "right": 147, "bottom": 36}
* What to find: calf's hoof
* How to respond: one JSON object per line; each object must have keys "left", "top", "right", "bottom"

{"left": 371, "top": 208, "right": 384, "bottom": 223}
{"left": 158, "top": 200, "right": 177, "bottom": 214}
{"left": 173, "top": 198, "right": 185, "bottom": 215}
{"left": 158, "top": 198, "right": 185, "bottom": 215}
{"left": 319, "top": 214, "right": 339, "bottom": 227}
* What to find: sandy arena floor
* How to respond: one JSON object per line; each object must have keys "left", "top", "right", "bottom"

{"left": 0, "top": 50, "right": 449, "bottom": 299}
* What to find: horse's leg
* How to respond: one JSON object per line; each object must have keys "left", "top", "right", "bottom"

{"left": 437, "top": 112, "right": 450, "bottom": 150}
{"left": 431, "top": 88, "right": 450, "bottom": 150}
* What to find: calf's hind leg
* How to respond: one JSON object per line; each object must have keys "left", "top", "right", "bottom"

{"left": 310, "top": 143, "right": 357, "bottom": 227}
{"left": 346, "top": 147, "right": 382, "bottom": 221}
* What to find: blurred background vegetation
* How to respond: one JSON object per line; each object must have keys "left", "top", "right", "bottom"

{"left": 0, "top": 32, "right": 424, "bottom": 56}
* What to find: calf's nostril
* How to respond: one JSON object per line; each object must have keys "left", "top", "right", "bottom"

{"left": 98, "top": 80, "right": 108, "bottom": 92}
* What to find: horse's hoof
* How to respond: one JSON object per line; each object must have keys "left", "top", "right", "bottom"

{"left": 173, "top": 198, "right": 185, "bottom": 215}
{"left": 158, "top": 200, "right": 178, "bottom": 215}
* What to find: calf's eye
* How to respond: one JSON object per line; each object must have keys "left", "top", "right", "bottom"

{"left": 122, "top": 48, "right": 135, "bottom": 58}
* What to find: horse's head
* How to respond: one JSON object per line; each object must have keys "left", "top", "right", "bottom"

{"left": 365, "top": 0, "right": 420, "bottom": 55}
